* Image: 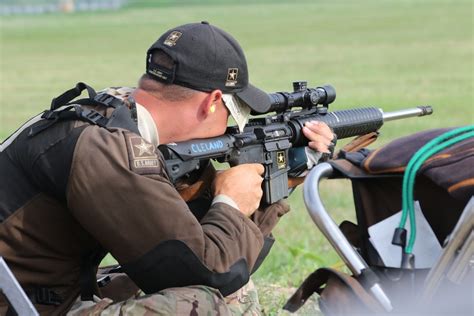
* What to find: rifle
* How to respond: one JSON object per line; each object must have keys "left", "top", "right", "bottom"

{"left": 158, "top": 82, "right": 433, "bottom": 204}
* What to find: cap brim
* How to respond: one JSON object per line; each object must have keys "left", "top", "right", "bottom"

{"left": 235, "top": 83, "right": 271, "bottom": 114}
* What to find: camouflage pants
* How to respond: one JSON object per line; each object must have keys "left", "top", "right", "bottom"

{"left": 67, "top": 280, "right": 260, "bottom": 316}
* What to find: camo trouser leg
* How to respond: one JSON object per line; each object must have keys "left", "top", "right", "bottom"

{"left": 67, "top": 280, "right": 261, "bottom": 316}
{"left": 223, "top": 279, "right": 260, "bottom": 316}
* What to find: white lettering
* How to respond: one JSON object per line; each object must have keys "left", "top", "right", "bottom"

{"left": 191, "top": 140, "right": 224, "bottom": 154}
{"left": 134, "top": 159, "right": 159, "bottom": 168}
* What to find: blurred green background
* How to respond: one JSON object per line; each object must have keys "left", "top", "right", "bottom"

{"left": 1, "top": 0, "right": 472, "bottom": 314}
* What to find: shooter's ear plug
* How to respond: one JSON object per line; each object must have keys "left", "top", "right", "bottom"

{"left": 210, "top": 104, "right": 216, "bottom": 113}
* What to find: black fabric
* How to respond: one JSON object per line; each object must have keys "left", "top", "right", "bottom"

{"left": 146, "top": 22, "right": 271, "bottom": 113}
{"left": 284, "top": 268, "right": 382, "bottom": 314}
{"left": 351, "top": 179, "right": 377, "bottom": 264}
{"left": 186, "top": 195, "right": 213, "bottom": 222}
{"left": 11, "top": 121, "right": 84, "bottom": 204}
{"left": 0, "top": 152, "right": 39, "bottom": 222}
{"left": 0, "top": 120, "right": 85, "bottom": 219}
{"left": 50, "top": 82, "right": 97, "bottom": 110}
{"left": 251, "top": 235, "right": 275, "bottom": 274}
{"left": 340, "top": 148, "right": 372, "bottom": 166}
{"left": 283, "top": 268, "right": 331, "bottom": 312}
{"left": 329, "top": 159, "right": 401, "bottom": 180}
{"left": 339, "top": 220, "right": 385, "bottom": 268}
{"left": 121, "top": 240, "right": 250, "bottom": 297}
{"left": 106, "top": 105, "right": 140, "bottom": 135}
{"left": 80, "top": 249, "right": 107, "bottom": 301}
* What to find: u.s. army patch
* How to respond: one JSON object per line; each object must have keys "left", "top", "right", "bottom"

{"left": 126, "top": 134, "right": 161, "bottom": 174}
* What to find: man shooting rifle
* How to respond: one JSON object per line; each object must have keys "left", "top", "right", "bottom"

{"left": 0, "top": 22, "right": 334, "bottom": 315}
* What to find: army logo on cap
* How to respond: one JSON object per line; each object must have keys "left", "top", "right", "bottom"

{"left": 164, "top": 31, "right": 182, "bottom": 47}
{"left": 225, "top": 68, "right": 239, "bottom": 87}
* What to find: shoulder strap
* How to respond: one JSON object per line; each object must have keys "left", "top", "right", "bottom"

{"left": 28, "top": 104, "right": 110, "bottom": 137}
{"left": 28, "top": 83, "right": 140, "bottom": 137}
{"left": 50, "top": 82, "right": 97, "bottom": 110}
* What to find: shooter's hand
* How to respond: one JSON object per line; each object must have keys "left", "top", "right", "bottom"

{"left": 303, "top": 121, "right": 336, "bottom": 154}
{"left": 212, "top": 164, "right": 264, "bottom": 217}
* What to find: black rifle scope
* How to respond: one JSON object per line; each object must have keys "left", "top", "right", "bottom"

{"left": 267, "top": 81, "right": 336, "bottom": 113}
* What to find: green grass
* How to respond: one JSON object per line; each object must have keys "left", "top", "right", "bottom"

{"left": 1, "top": 1, "right": 472, "bottom": 314}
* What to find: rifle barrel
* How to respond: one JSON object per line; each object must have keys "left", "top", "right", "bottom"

{"left": 382, "top": 105, "right": 433, "bottom": 122}
{"left": 289, "top": 105, "right": 434, "bottom": 146}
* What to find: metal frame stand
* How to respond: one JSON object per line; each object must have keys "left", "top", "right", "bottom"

{"left": 0, "top": 257, "right": 39, "bottom": 316}
{"left": 303, "top": 163, "right": 393, "bottom": 312}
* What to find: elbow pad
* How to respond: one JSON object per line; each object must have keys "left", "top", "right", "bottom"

{"left": 121, "top": 240, "right": 250, "bottom": 296}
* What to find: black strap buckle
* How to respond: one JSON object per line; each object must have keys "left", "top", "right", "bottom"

{"left": 78, "top": 108, "right": 108, "bottom": 127}
{"left": 29, "top": 103, "right": 109, "bottom": 138}
{"left": 81, "top": 108, "right": 102, "bottom": 123}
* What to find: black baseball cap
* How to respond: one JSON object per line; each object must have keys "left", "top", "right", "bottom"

{"left": 146, "top": 21, "right": 271, "bottom": 114}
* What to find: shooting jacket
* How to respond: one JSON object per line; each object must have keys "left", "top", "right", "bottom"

{"left": 0, "top": 86, "right": 287, "bottom": 315}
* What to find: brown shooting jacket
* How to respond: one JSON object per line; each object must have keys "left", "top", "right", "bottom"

{"left": 0, "top": 93, "right": 286, "bottom": 315}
